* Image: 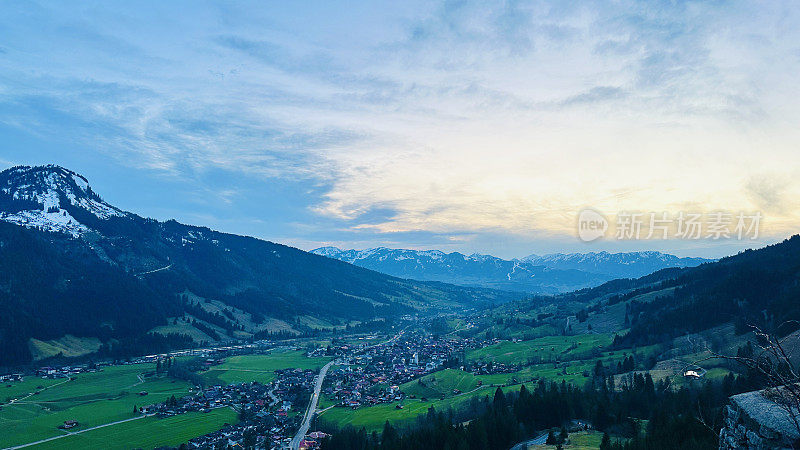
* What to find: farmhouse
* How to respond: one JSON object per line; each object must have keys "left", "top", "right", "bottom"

{"left": 58, "top": 420, "right": 78, "bottom": 429}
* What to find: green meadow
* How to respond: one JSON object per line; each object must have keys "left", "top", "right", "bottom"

{"left": 319, "top": 389, "right": 493, "bottom": 432}
{"left": 466, "top": 334, "right": 613, "bottom": 365}
{"left": 401, "top": 369, "right": 481, "bottom": 399}
{"left": 200, "top": 350, "right": 332, "bottom": 385}
{"left": 1, "top": 377, "right": 64, "bottom": 403}
{"left": 0, "top": 364, "right": 192, "bottom": 448}
{"left": 31, "top": 408, "right": 237, "bottom": 450}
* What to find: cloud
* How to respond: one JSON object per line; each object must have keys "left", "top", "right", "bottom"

{"left": 560, "top": 86, "right": 627, "bottom": 106}
{"left": 745, "top": 174, "right": 792, "bottom": 214}
{"left": 1, "top": 0, "right": 800, "bottom": 251}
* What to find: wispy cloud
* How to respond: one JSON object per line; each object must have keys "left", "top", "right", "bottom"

{"left": 0, "top": 0, "right": 799, "bottom": 255}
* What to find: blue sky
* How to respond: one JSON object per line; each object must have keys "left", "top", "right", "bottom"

{"left": 1, "top": 1, "right": 799, "bottom": 258}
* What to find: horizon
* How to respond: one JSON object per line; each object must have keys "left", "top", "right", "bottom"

{"left": 2, "top": 2, "right": 799, "bottom": 259}
{"left": 0, "top": 160, "right": 789, "bottom": 260}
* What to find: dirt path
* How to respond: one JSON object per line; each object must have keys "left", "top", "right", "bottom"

{"left": 9, "top": 378, "right": 71, "bottom": 405}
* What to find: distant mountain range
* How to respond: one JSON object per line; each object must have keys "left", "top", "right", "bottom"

{"left": 312, "top": 247, "right": 711, "bottom": 294}
{"left": 0, "top": 165, "right": 516, "bottom": 365}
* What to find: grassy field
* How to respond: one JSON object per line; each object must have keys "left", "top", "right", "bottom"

{"left": 319, "top": 389, "right": 493, "bottom": 432}
{"left": 531, "top": 430, "right": 605, "bottom": 449}
{"left": 151, "top": 321, "right": 216, "bottom": 343}
{"left": 28, "top": 335, "right": 102, "bottom": 361}
{"left": 0, "top": 364, "right": 192, "bottom": 448}
{"left": 1, "top": 377, "right": 64, "bottom": 403}
{"left": 467, "top": 334, "right": 613, "bottom": 365}
{"left": 565, "top": 430, "right": 605, "bottom": 449}
{"left": 201, "top": 350, "right": 332, "bottom": 385}
{"left": 401, "top": 369, "right": 482, "bottom": 399}
{"left": 31, "top": 407, "right": 237, "bottom": 450}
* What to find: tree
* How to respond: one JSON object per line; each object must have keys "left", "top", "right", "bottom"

{"left": 493, "top": 387, "right": 506, "bottom": 409}
{"left": 559, "top": 427, "right": 568, "bottom": 444}
{"left": 594, "top": 360, "right": 605, "bottom": 377}
{"left": 599, "top": 432, "right": 611, "bottom": 450}
{"left": 382, "top": 420, "right": 399, "bottom": 447}
{"left": 546, "top": 430, "right": 557, "bottom": 445}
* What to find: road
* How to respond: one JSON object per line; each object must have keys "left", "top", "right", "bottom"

{"left": 135, "top": 263, "right": 172, "bottom": 277}
{"left": 267, "top": 387, "right": 280, "bottom": 407}
{"left": 357, "top": 325, "right": 409, "bottom": 354}
{"left": 509, "top": 432, "right": 549, "bottom": 450}
{"left": 289, "top": 360, "right": 334, "bottom": 450}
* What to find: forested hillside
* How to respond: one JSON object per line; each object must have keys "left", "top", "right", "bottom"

{"left": 0, "top": 166, "right": 516, "bottom": 366}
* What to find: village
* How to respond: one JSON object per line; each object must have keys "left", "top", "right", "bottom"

{"left": 156, "top": 330, "right": 520, "bottom": 448}
{"left": 0, "top": 327, "right": 526, "bottom": 450}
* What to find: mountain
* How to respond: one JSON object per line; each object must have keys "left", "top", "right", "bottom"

{"left": 521, "top": 251, "right": 711, "bottom": 279}
{"left": 311, "top": 247, "right": 711, "bottom": 294}
{"left": 0, "top": 165, "right": 125, "bottom": 235}
{"left": 516, "top": 235, "right": 800, "bottom": 348}
{"left": 0, "top": 165, "right": 516, "bottom": 366}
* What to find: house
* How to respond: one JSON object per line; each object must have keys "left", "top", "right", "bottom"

{"left": 59, "top": 420, "right": 78, "bottom": 429}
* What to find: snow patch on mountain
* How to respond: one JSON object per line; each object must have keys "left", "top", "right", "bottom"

{"left": 1, "top": 209, "right": 88, "bottom": 236}
{"left": 0, "top": 165, "right": 125, "bottom": 236}
{"left": 311, "top": 246, "right": 713, "bottom": 294}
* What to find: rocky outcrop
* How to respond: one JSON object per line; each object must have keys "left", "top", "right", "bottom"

{"left": 720, "top": 389, "right": 800, "bottom": 449}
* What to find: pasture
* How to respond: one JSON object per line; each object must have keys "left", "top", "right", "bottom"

{"left": 31, "top": 407, "right": 237, "bottom": 450}
{"left": 401, "top": 369, "right": 482, "bottom": 399}
{"left": 200, "top": 350, "right": 332, "bottom": 385}
{"left": 319, "top": 388, "right": 493, "bottom": 432}
{"left": 466, "top": 334, "right": 613, "bottom": 365}
{"left": 0, "top": 364, "right": 191, "bottom": 448}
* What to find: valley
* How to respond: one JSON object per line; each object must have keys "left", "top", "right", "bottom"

{"left": 0, "top": 166, "right": 798, "bottom": 449}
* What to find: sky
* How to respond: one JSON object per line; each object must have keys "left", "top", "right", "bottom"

{"left": 1, "top": 0, "right": 799, "bottom": 259}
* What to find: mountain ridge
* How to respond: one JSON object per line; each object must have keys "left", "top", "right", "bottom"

{"left": 0, "top": 165, "right": 517, "bottom": 365}
{"left": 311, "top": 246, "right": 712, "bottom": 293}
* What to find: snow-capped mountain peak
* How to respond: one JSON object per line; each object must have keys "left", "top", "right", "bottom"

{"left": 311, "top": 246, "right": 344, "bottom": 258}
{"left": 312, "top": 246, "right": 713, "bottom": 293}
{"left": 0, "top": 165, "right": 125, "bottom": 236}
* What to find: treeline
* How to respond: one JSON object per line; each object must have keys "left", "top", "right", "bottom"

{"left": 321, "top": 371, "right": 753, "bottom": 450}
{"left": 97, "top": 332, "right": 195, "bottom": 360}
{"left": 615, "top": 235, "right": 800, "bottom": 348}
